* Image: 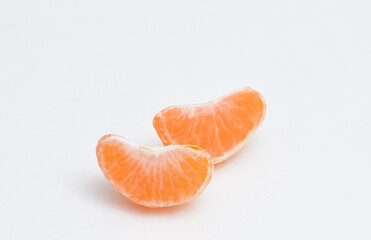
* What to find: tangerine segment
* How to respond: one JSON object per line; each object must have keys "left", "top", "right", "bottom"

{"left": 153, "top": 87, "right": 266, "bottom": 163}
{"left": 96, "top": 134, "right": 213, "bottom": 208}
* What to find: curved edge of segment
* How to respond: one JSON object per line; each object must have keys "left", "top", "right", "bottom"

{"left": 96, "top": 134, "right": 131, "bottom": 167}
{"left": 96, "top": 134, "right": 115, "bottom": 172}
{"left": 95, "top": 134, "right": 147, "bottom": 197}
{"left": 137, "top": 148, "right": 214, "bottom": 208}
{"left": 153, "top": 87, "right": 255, "bottom": 112}
{"left": 152, "top": 86, "right": 267, "bottom": 165}
{"left": 142, "top": 145, "right": 214, "bottom": 208}
{"left": 152, "top": 86, "right": 266, "bottom": 139}
{"left": 186, "top": 145, "right": 214, "bottom": 204}
{"left": 127, "top": 148, "right": 214, "bottom": 208}
{"left": 212, "top": 132, "right": 251, "bottom": 164}
{"left": 144, "top": 145, "right": 214, "bottom": 208}
{"left": 209, "top": 86, "right": 253, "bottom": 104}
{"left": 249, "top": 87, "right": 267, "bottom": 127}
{"left": 213, "top": 87, "right": 267, "bottom": 164}
{"left": 152, "top": 87, "right": 257, "bottom": 148}
{"left": 153, "top": 112, "right": 174, "bottom": 146}
{"left": 95, "top": 134, "right": 159, "bottom": 208}
{"left": 95, "top": 135, "right": 214, "bottom": 208}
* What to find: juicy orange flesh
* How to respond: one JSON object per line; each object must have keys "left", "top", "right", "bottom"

{"left": 154, "top": 88, "right": 265, "bottom": 159}
{"left": 97, "top": 136, "right": 212, "bottom": 207}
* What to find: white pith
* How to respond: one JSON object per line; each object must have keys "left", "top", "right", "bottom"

{"left": 155, "top": 87, "right": 266, "bottom": 163}
{"left": 97, "top": 135, "right": 213, "bottom": 208}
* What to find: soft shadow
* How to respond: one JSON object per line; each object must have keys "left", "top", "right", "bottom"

{"left": 82, "top": 175, "right": 193, "bottom": 215}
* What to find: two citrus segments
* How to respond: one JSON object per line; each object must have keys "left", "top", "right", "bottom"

{"left": 96, "top": 87, "right": 266, "bottom": 208}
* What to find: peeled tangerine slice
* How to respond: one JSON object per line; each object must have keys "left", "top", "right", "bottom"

{"left": 96, "top": 134, "right": 213, "bottom": 208}
{"left": 153, "top": 87, "right": 266, "bottom": 163}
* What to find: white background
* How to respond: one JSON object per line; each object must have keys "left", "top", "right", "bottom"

{"left": 1, "top": 0, "right": 371, "bottom": 239}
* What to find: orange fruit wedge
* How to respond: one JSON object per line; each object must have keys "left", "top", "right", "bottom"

{"left": 96, "top": 134, "right": 213, "bottom": 208}
{"left": 153, "top": 87, "right": 266, "bottom": 163}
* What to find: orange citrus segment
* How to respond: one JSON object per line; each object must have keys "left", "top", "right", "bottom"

{"left": 96, "top": 134, "right": 213, "bottom": 208}
{"left": 153, "top": 87, "right": 266, "bottom": 163}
